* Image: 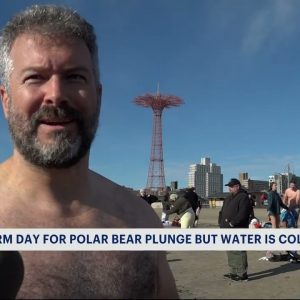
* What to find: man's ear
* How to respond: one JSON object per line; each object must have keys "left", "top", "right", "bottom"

{"left": 0, "top": 85, "right": 9, "bottom": 119}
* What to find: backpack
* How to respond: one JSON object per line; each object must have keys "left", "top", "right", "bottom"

{"left": 280, "top": 209, "right": 296, "bottom": 228}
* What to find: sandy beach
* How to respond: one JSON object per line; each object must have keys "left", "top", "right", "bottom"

{"left": 155, "top": 207, "right": 300, "bottom": 299}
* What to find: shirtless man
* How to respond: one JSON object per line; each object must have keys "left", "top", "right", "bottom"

{"left": 283, "top": 180, "right": 300, "bottom": 227}
{"left": 0, "top": 5, "right": 178, "bottom": 299}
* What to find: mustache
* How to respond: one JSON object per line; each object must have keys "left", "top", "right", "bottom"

{"left": 30, "top": 106, "right": 83, "bottom": 128}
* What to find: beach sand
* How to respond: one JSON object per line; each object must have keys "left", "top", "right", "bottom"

{"left": 154, "top": 207, "right": 300, "bottom": 299}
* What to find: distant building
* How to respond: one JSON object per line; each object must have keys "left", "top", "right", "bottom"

{"left": 269, "top": 173, "right": 288, "bottom": 195}
{"left": 289, "top": 174, "right": 300, "bottom": 188}
{"left": 188, "top": 157, "right": 223, "bottom": 198}
{"left": 239, "top": 173, "right": 269, "bottom": 192}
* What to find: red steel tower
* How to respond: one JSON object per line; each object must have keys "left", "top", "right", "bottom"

{"left": 134, "top": 90, "right": 184, "bottom": 193}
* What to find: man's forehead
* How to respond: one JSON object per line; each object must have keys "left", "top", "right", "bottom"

{"left": 9, "top": 33, "right": 93, "bottom": 72}
{"left": 12, "top": 32, "right": 78, "bottom": 47}
{"left": 10, "top": 32, "right": 90, "bottom": 59}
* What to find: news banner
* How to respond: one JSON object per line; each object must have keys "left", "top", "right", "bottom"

{"left": 1, "top": 228, "right": 300, "bottom": 251}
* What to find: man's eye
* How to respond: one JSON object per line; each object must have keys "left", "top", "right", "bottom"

{"left": 24, "top": 74, "right": 44, "bottom": 83}
{"left": 67, "top": 74, "right": 86, "bottom": 82}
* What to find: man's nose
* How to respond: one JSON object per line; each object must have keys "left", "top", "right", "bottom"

{"left": 43, "top": 76, "right": 69, "bottom": 106}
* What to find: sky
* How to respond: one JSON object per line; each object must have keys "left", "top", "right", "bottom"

{"left": 1, "top": 0, "right": 300, "bottom": 191}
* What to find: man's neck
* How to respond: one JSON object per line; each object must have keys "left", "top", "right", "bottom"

{"left": 2, "top": 151, "right": 92, "bottom": 215}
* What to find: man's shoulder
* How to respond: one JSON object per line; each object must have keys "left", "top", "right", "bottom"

{"left": 286, "top": 188, "right": 296, "bottom": 194}
{"left": 91, "top": 172, "right": 143, "bottom": 205}
{"left": 90, "top": 172, "right": 162, "bottom": 228}
{"left": 234, "top": 190, "right": 248, "bottom": 200}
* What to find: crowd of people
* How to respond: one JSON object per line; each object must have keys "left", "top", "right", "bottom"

{"left": 217, "top": 177, "right": 300, "bottom": 282}
{"left": 139, "top": 177, "right": 300, "bottom": 284}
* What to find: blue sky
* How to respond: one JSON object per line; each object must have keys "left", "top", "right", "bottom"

{"left": 1, "top": 0, "right": 300, "bottom": 191}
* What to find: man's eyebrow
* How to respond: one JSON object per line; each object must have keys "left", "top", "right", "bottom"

{"left": 20, "top": 66, "right": 91, "bottom": 74}
{"left": 63, "top": 66, "right": 91, "bottom": 74}
{"left": 20, "top": 67, "right": 44, "bottom": 74}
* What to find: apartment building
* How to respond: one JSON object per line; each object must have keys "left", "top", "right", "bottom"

{"left": 188, "top": 157, "right": 223, "bottom": 198}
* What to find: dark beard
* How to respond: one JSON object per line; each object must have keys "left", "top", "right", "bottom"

{"left": 7, "top": 104, "right": 99, "bottom": 168}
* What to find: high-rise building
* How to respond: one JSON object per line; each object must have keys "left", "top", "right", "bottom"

{"left": 188, "top": 157, "right": 223, "bottom": 198}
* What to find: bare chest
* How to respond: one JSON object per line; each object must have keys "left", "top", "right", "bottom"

{"left": 17, "top": 251, "right": 157, "bottom": 299}
{"left": 286, "top": 190, "right": 298, "bottom": 206}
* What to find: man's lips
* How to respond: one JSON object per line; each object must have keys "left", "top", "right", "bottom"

{"left": 39, "top": 119, "right": 74, "bottom": 125}
{"left": 37, "top": 119, "right": 77, "bottom": 131}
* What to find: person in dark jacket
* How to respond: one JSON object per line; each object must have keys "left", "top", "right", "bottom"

{"left": 219, "top": 178, "right": 251, "bottom": 282}
{"left": 164, "top": 190, "right": 195, "bottom": 228}
{"left": 185, "top": 187, "right": 201, "bottom": 226}
{"left": 139, "top": 189, "right": 158, "bottom": 205}
{"left": 267, "top": 182, "right": 289, "bottom": 228}
{"left": 160, "top": 187, "right": 171, "bottom": 223}
{"left": 248, "top": 193, "right": 256, "bottom": 222}
{"left": 185, "top": 187, "right": 199, "bottom": 213}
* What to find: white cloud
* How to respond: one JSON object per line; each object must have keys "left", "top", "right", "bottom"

{"left": 242, "top": 0, "right": 300, "bottom": 55}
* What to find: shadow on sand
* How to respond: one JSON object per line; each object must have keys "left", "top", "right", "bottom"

{"left": 249, "top": 261, "right": 300, "bottom": 281}
{"left": 167, "top": 258, "right": 182, "bottom": 263}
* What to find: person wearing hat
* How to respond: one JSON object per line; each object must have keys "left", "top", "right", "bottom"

{"left": 219, "top": 178, "right": 251, "bottom": 282}
{"left": 164, "top": 190, "right": 195, "bottom": 228}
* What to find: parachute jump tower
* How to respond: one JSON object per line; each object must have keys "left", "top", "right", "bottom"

{"left": 134, "top": 89, "right": 184, "bottom": 193}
